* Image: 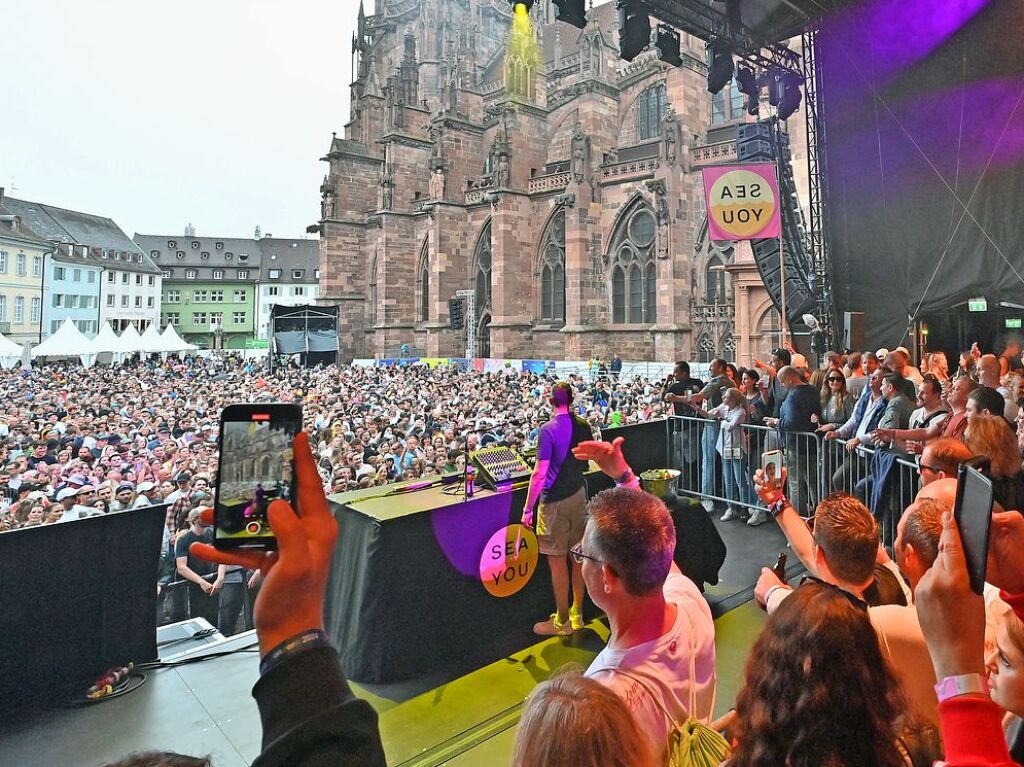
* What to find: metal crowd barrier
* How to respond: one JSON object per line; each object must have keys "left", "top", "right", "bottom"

{"left": 668, "top": 415, "right": 920, "bottom": 548}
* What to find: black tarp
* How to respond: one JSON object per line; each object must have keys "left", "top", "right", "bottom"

{"left": 819, "top": 0, "right": 1024, "bottom": 350}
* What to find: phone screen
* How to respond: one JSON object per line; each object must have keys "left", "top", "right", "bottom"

{"left": 953, "top": 463, "right": 995, "bottom": 595}
{"left": 214, "top": 403, "right": 302, "bottom": 550}
{"left": 761, "top": 450, "right": 785, "bottom": 492}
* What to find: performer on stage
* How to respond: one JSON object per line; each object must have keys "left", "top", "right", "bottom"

{"left": 522, "top": 382, "right": 594, "bottom": 636}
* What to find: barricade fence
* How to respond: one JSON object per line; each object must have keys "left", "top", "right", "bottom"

{"left": 667, "top": 415, "right": 919, "bottom": 548}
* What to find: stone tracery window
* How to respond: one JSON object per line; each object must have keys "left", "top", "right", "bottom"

{"left": 637, "top": 83, "right": 667, "bottom": 142}
{"left": 610, "top": 204, "right": 657, "bottom": 324}
{"left": 368, "top": 255, "right": 378, "bottom": 326}
{"left": 539, "top": 209, "right": 566, "bottom": 324}
{"left": 474, "top": 221, "right": 492, "bottom": 311}
{"left": 705, "top": 254, "right": 732, "bottom": 304}
{"left": 417, "top": 244, "right": 430, "bottom": 323}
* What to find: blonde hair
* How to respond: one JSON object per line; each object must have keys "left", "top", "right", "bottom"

{"left": 511, "top": 672, "right": 659, "bottom": 767}
{"left": 964, "top": 414, "right": 1022, "bottom": 479}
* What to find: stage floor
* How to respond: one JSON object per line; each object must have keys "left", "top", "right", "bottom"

{"left": 0, "top": 503, "right": 794, "bottom": 767}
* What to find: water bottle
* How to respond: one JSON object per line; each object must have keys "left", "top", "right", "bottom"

{"left": 465, "top": 465, "right": 475, "bottom": 498}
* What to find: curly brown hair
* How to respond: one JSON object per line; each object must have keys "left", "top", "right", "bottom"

{"left": 729, "top": 581, "right": 908, "bottom": 767}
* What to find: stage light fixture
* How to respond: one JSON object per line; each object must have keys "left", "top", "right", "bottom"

{"left": 508, "top": 0, "right": 535, "bottom": 12}
{"left": 706, "top": 40, "right": 734, "bottom": 94}
{"left": 617, "top": 0, "right": 650, "bottom": 62}
{"left": 735, "top": 65, "right": 760, "bottom": 116}
{"left": 767, "top": 69, "right": 785, "bottom": 106}
{"left": 655, "top": 24, "right": 683, "bottom": 67}
{"left": 553, "top": 0, "right": 586, "bottom": 28}
{"left": 778, "top": 73, "right": 803, "bottom": 120}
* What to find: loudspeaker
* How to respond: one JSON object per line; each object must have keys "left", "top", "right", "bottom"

{"left": 737, "top": 122, "right": 772, "bottom": 142}
{"left": 448, "top": 298, "right": 465, "bottom": 330}
{"left": 737, "top": 139, "right": 773, "bottom": 162}
{"left": 751, "top": 238, "right": 818, "bottom": 324}
{"left": 842, "top": 311, "right": 866, "bottom": 351}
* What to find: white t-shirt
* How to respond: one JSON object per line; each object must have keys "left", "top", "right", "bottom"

{"left": 585, "top": 572, "right": 717, "bottom": 755}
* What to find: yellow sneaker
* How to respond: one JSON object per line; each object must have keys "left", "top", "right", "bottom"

{"left": 568, "top": 605, "right": 584, "bottom": 631}
{"left": 534, "top": 613, "right": 573, "bottom": 636}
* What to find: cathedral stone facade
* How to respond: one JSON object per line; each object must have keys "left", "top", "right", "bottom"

{"left": 317, "top": 0, "right": 790, "bottom": 363}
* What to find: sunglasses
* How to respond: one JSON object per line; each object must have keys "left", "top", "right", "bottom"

{"left": 570, "top": 542, "right": 603, "bottom": 565}
{"left": 916, "top": 456, "right": 942, "bottom": 474}
{"left": 827, "top": 377, "right": 843, "bottom": 383}
{"left": 801, "top": 575, "right": 868, "bottom": 612}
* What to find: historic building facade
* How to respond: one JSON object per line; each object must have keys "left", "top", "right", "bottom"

{"left": 317, "top": 0, "right": 792, "bottom": 362}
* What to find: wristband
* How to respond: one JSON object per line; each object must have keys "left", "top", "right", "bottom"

{"left": 763, "top": 584, "right": 790, "bottom": 607}
{"left": 935, "top": 673, "right": 989, "bottom": 702}
{"left": 767, "top": 496, "right": 788, "bottom": 518}
{"left": 615, "top": 469, "right": 635, "bottom": 487}
{"left": 260, "top": 629, "right": 332, "bottom": 676}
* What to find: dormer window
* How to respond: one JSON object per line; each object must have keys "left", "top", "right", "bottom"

{"left": 201, "top": 251, "right": 210, "bottom": 259}
{"left": 191, "top": 241, "right": 200, "bottom": 249}
{"left": 151, "top": 250, "right": 160, "bottom": 259}
{"left": 167, "top": 240, "right": 176, "bottom": 248}
{"left": 215, "top": 242, "right": 224, "bottom": 250}
{"left": 176, "top": 251, "right": 185, "bottom": 259}
{"left": 101, "top": 250, "right": 109, "bottom": 259}
{"left": 239, "top": 253, "right": 249, "bottom": 262}
{"left": 113, "top": 252, "right": 121, "bottom": 260}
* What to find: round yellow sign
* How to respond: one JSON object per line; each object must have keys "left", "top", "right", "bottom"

{"left": 708, "top": 169, "right": 777, "bottom": 238}
{"left": 479, "top": 523, "right": 539, "bottom": 598}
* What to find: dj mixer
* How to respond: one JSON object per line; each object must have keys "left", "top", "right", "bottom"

{"left": 470, "top": 446, "right": 533, "bottom": 490}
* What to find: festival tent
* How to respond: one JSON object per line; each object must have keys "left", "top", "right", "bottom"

{"left": 119, "top": 324, "right": 144, "bottom": 355}
{"left": 0, "top": 330, "right": 24, "bottom": 369}
{"left": 160, "top": 324, "right": 197, "bottom": 353}
{"left": 90, "top": 322, "right": 134, "bottom": 365}
{"left": 31, "top": 318, "right": 98, "bottom": 368}
{"left": 139, "top": 323, "right": 169, "bottom": 354}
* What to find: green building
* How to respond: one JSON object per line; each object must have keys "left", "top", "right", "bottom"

{"left": 135, "top": 233, "right": 258, "bottom": 349}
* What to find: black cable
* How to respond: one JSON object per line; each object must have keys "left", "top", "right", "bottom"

{"left": 71, "top": 670, "right": 147, "bottom": 707}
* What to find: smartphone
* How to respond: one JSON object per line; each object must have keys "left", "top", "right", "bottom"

{"left": 953, "top": 462, "right": 995, "bottom": 595}
{"left": 213, "top": 403, "right": 303, "bottom": 550}
{"left": 761, "top": 450, "right": 785, "bottom": 492}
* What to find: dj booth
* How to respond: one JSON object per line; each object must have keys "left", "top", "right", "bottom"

{"left": 324, "top": 419, "right": 668, "bottom": 683}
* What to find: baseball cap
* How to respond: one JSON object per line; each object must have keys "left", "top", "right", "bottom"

{"left": 56, "top": 487, "right": 79, "bottom": 501}
{"left": 68, "top": 474, "right": 88, "bottom": 486}
{"left": 137, "top": 481, "right": 157, "bottom": 492}
{"left": 174, "top": 471, "right": 192, "bottom": 483}
{"left": 116, "top": 483, "right": 135, "bottom": 493}
{"left": 876, "top": 347, "right": 890, "bottom": 359}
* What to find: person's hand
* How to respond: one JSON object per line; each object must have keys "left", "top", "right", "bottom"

{"left": 915, "top": 511, "right": 986, "bottom": 678}
{"left": 210, "top": 577, "right": 224, "bottom": 595}
{"left": 199, "top": 579, "right": 215, "bottom": 595}
{"left": 816, "top": 422, "right": 835, "bottom": 433}
{"left": 824, "top": 430, "right": 840, "bottom": 441}
{"left": 810, "top": 413, "right": 820, "bottom": 425}
{"left": 764, "top": 417, "right": 779, "bottom": 428}
{"left": 845, "top": 437, "right": 861, "bottom": 453}
{"left": 572, "top": 436, "right": 630, "bottom": 480}
{"left": 753, "top": 466, "right": 788, "bottom": 503}
{"left": 191, "top": 431, "right": 338, "bottom": 656}
{"left": 987, "top": 509, "right": 1024, "bottom": 595}
{"left": 248, "top": 569, "right": 262, "bottom": 589}
{"left": 521, "top": 507, "right": 533, "bottom": 528}
{"left": 755, "top": 567, "right": 788, "bottom": 608}
{"left": 905, "top": 440, "right": 922, "bottom": 455}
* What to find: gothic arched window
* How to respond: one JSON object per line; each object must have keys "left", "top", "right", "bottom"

{"left": 417, "top": 247, "right": 430, "bottom": 323}
{"left": 697, "top": 333, "right": 716, "bottom": 363}
{"left": 705, "top": 255, "right": 731, "bottom": 304}
{"left": 368, "top": 255, "right": 378, "bottom": 326}
{"left": 637, "top": 83, "right": 667, "bottom": 142}
{"left": 539, "top": 209, "right": 566, "bottom": 324}
{"left": 609, "top": 204, "right": 657, "bottom": 324}
{"left": 474, "top": 221, "right": 492, "bottom": 310}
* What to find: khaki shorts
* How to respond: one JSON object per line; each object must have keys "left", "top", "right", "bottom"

{"left": 536, "top": 487, "right": 588, "bottom": 556}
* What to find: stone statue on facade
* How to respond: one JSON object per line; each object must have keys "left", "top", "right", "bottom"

{"left": 428, "top": 167, "right": 446, "bottom": 200}
{"left": 663, "top": 103, "right": 680, "bottom": 166}
{"left": 494, "top": 154, "right": 510, "bottom": 188}
{"left": 570, "top": 120, "right": 590, "bottom": 183}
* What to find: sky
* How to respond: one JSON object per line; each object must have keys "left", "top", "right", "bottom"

{"left": 2, "top": 0, "right": 365, "bottom": 240}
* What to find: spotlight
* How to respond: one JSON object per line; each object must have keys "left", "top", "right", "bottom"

{"left": 655, "top": 24, "right": 682, "bottom": 67}
{"left": 552, "top": 0, "right": 586, "bottom": 28}
{"left": 617, "top": 0, "right": 650, "bottom": 62}
{"left": 778, "top": 73, "right": 803, "bottom": 120}
{"left": 735, "top": 65, "right": 760, "bottom": 116}
{"left": 706, "top": 40, "right": 734, "bottom": 94}
{"left": 508, "top": 0, "right": 535, "bottom": 11}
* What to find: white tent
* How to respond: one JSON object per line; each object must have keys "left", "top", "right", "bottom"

{"left": 160, "top": 324, "right": 197, "bottom": 353}
{"left": 31, "top": 318, "right": 98, "bottom": 368}
{"left": 119, "top": 324, "right": 144, "bottom": 355}
{"left": 0, "top": 329, "right": 24, "bottom": 369}
{"left": 90, "top": 322, "right": 133, "bottom": 364}
{"left": 139, "top": 323, "right": 168, "bottom": 353}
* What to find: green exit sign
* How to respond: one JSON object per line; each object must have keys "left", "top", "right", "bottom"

{"left": 1007, "top": 318, "right": 1022, "bottom": 329}
{"left": 968, "top": 297, "right": 988, "bottom": 312}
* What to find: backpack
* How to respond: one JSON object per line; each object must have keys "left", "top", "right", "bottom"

{"left": 602, "top": 610, "right": 731, "bottom": 767}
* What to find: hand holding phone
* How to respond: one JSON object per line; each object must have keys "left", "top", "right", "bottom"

{"left": 953, "top": 463, "right": 995, "bottom": 595}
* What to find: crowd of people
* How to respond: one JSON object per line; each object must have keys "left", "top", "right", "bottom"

{"left": 8, "top": 337, "right": 1024, "bottom": 767}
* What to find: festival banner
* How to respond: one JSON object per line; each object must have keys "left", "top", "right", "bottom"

{"left": 701, "top": 163, "right": 781, "bottom": 241}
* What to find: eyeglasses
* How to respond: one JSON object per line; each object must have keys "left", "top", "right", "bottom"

{"left": 570, "top": 542, "right": 602, "bottom": 565}
{"left": 916, "top": 456, "right": 941, "bottom": 474}
{"left": 827, "top": 377, "right": 843, "bottom": 384}
{"left": 801, "top": 575, "right": 869, "bottom": 612}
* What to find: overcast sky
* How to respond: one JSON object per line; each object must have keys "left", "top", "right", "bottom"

{"left": 2, "top": 0, "right": 364, "bottom": 240}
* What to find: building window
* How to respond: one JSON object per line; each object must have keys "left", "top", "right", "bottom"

{"left": 87, "top": 271, "right": 95, "bottom": 283}
{"left": 233, "top": 290, "right": 246, "bottom": 302}
{"left": 473, "top": 221, "right": 492, "bottom": 310}
{"left": 148, "top": 275, "right": 156, "bottom": 286}
{"left": 705, "top": 255, "right": 732, "bottom": 304}
{"left": 201, "top": 251, "right": 210, "bottom": 260}
{"left": 216, "top": 241, "right": 224, "bottom": 250}
{"left": 13, "top": 297, "right": 24, "bottom": 323}
{"left": 31, "top": 256, "right": 41, "bottom": 278}
{"left": 54, "top": 266, "right": 65, "bottom": 280}
{"left": 113, "top": 251, "right": 121, "bottom": 261}
{"left": 418, "top": 254, "right": 429, "bottom": 323}
{"left": 167, "top": 240, "right": 176, "bottom": 249}
{"left": 191, "top": 241, "right": 200, "bottom": 249}
{"left": 210, "top": 290, "right": 224, "bottom": 302}
{"left": 233, "top": 311, "right": 246, "bottom": 324}
{"left": 177, "top": 251, "right": 185, "bottom": 259}
{"left": 135, "top": 274, "right": 143, "bottom": 285}
{"left": 637, "top": 83, "right": 667, "bottom": 142}
{"left": 291, "top": 269, "right": 304, "bottom": 279}
{"left": 67, "top": 294, "right": 78, "bottom": 309}
{"left": 107, "top": 294, "right": 115, "bottom": 307}
{"left": 212, "top": 270, "right": 224, "bottom": 280}
{"left": 712, "top": 81, "right": 746, "bottom": 125}
{"left": 0, "top": 252, "right": 8, "bottom": 273}
{"left": 121, "top": 272, "right": 129, "bottom": 284}
{"left": 194, "top": 290, "right": 208, "bottom": 302}
{"left": 151, "top": 250, "right": 160, "bottom": 259}
{"left": 135, "top": 296, "right": 142, "bottom": 307}
{"left": 267, "top": 286, "right": 279, "bottom": 296}
{"left": 0, "top": 296, "right": 6, "bottom": 321}
{"left": 14, "top": 254, "right": 26, "bottom": 276}
{"left": 314, "top": 269, "right": 320, "bottom": 279}
{"left": 121, "top": 295, "right": 129, "bottom": 307}
{"left": 165, "top": 312, "right": 180, "bottom": 325}
{"left": 210, "top": 312, "right": 223, "bottom": 325}
{"left": 193, "top": 312, "right": 208, "bottom": 325}
{"left": 238, "top": 270, "right": 248, "bottom": 280}
{"left": 166, "top": 290, "right": 180, "bottom": 303}
{"left": 147, "top": 296, "right": 155, "bottom": 308}
{"left": 73, "top": 268, "right": 81, "bottom": 282}
{"left": 539, "top": 209, "right": 566, "bottom": 324}
{"left": 30, "top": 297, "right": 40, "bottom": 323}
{"left": 107, "top": 271, "right": 115, "bottom": 283}
{"left": 268, "top": 268, "right": 281, "bottom": 279}
{"left": 238, "top": 253, "right": 249, "bottom": 261}
{"left": 186, "top": 269, "right": 197, "bottom": 279}
{"left": 52, "top": 295, "right": 63, "bottom": 308}
{"left": 609, "top": 204, "right": 657, "bottom": 324}
{"left": 292, "top": 286, "right": 305, "bottom": 297}
{"left": 162, "top": 270, "right": 172, "bottom": 279}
